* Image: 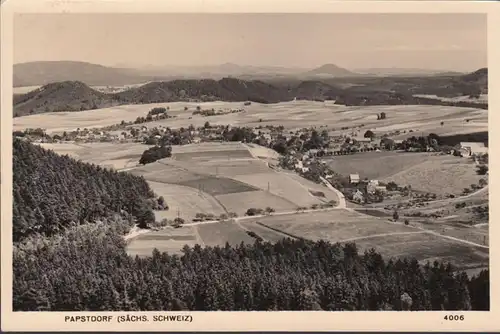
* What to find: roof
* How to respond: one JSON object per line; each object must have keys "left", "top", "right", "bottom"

{"left": 350, "top": 174, "right": 360, "bottom": 180}
{"left": 460, "top": 142, "right": 485, "bottom": 148}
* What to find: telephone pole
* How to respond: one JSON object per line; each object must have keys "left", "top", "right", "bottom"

{"left": 267, "top": 182, "right": 270, "bottom": 192}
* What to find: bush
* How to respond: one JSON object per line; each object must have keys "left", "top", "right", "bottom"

{"left": 245, "top": 208, "right": 263, "bottom": 216}
{"left": 393, "top": 211, "right": 399, "bottom": 222}
{"left": 476, "top": 164, "right": 488, "bottom": 175}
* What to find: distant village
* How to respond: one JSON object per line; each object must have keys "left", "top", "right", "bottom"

{"left": 15, "top": 105, "right": 488, "bottom": 208}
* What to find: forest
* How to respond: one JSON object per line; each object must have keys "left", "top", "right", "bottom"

{"left": 12, "top": 138, "right": 490, "bottom": 311}
{"left": 13, "top": 218, "right": 489, "bottom": 311}
{"left": 13, "top": 138, "right": 158, "bottom": 241}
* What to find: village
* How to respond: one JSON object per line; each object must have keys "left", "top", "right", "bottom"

{"left": 15, "top": 104, "right": 489, "bottom": 213}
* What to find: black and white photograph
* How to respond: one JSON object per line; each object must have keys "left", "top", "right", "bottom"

{"left": 1, "top": 1, "right": 498, "bottom": 331}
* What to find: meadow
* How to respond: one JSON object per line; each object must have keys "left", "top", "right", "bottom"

{"left": 126, "top": 226, "right": 200, "bottom": 257}
{"left": 326, "top": 151, "right": 481, "bottom": 196}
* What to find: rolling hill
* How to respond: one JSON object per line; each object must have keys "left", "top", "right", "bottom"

{"left": 12, "top": 68, "right": 488, "bottom": 116}
{"left": 13, "top": 81, "right": 119, "bottom": 116}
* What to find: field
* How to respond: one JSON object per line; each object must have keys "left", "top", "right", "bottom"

{"left": 326, "top": 151, "right": 482, "bottom": 196}
{"left": 232, "top": 172, "right": 329, "bottom": 207}
{"left": 14, "top": 101, "right": 487, "bottom": 138}
{"left": 147, "top": 181, "right": 226, "bottom": 221}
{"left": 351, "top": 232, "right": 488, "bottom": 270}
{"left": 215, "top": 190, "right": 298, "bottom": 216}
{"left": 251, "top": 209, "right": 488, "bottom": 270}
{"left": 239, "top": 221, "right": 293, "bottom": 242}
{"left": 173, "top": 149, "right": 253, "bottom": 161}
{"left": 280, "top": 170, "right": 340, "bottom": 203}
{"left": 195, "top": 221, "right": 256, "bottom": 247}
{"left": 254, "top": 209, "right": 416, "bottom": 242}
{"left": 126, "top": 226, "right": 200, "bottom": 257}
{"left": 38, "top": 142, "right": 150, "bottom": 170}
{"left": 381, "top": 157, "right": 482, "bottom": 196}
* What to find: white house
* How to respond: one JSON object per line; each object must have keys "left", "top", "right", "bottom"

{"left": 349, "top": 174, "right": 360, "bottom": 184}
{"left": 459, "top": 142, "right": 488, "bottom": 156}
{"left": 352, "top": 190, "right": 364, "bottom": 203}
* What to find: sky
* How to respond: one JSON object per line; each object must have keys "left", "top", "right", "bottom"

{"left": 14, "top": 13, "right": 487, "bottom": 71}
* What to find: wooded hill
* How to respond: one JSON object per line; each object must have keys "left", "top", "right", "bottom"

{"left": 13, "top": 68, "right": 487, "bottom": 117}
{"left": 13, "top": 139, "right": 158, "bottom": 241}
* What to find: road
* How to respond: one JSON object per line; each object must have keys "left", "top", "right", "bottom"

{"left": 319, "top": 176, "right": 347, "bottom": 209}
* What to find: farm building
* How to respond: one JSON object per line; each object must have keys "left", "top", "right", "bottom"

{"left": 352, "top": 190, "right": 364, "bottom": 204}
{"left": 353, "top": 137, "right": 372, "bottom": 144}
{"left": 349, "top": 174, "right": 360, "bottom": 184}
{"left": 459, "top": 142, "right": 488, "bottom": 156}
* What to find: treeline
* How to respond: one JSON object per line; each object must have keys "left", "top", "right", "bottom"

{"left": 139, "top": 145, "right": 172, "bottom": 165}
{"left": 13, "top": 218, "right": 489, "bottom": 311}
{"left": 438, "top": 132, "right": 488, "bottom": 148}
{"left": 13, "top": 138, "right": 158, "bottom": 241}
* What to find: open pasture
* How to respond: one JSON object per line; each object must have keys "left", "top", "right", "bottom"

{"left": 232, "top": 172, "right": 326, "bottom": 207}
{"left": 381, "top": 156, "right": 482, "bottom": 196}
{"left": 280, "top": 171, "right": 339, "bottom": 203}
{"left": 351, "top": 232, "right": 488, "bottom": 270}
{"left": 126, "top": 226, "right": 200, "bottom": 257}
{"left": 326, "top": 151, "right": 441, "bottom": 180}
{"left": 172, "top": 141, "right": 246, "bottom": 153}
{"left": 128, "top": 161, "right": 203, "bottom": 184}
{"left": 191, "top": 159, "right": 272, "bottom": 177}
{"left": 39, "top": 142, "right": 149, "bottom": 170}
{"left": 255, "top": 209, "right": 416, "bottom": 243}
{"left": 177, "top": 176, "right": 258, "bottom": 196}
{"left": 147, "top": 181, "right": 226, "bottom": 221}
{"left": 195, "top": 221, "right": 256, "bottom": 247}
{"left": 215, "top": 190, "right": 298, "bottom": 215}
{"left": 173, "top": 149, "right": 253, "bottom": 162}
{"left": 239, "top": 221, "right": 292, "bottom": 242}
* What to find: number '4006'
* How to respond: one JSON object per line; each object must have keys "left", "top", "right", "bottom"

{"left": 444, "top": 315, "right": 465, "bottom": 321}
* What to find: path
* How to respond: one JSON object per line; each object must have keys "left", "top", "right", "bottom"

{"left": 319, "top": 176, "right": 347, "bottom": 209}
{"left": 123, "top": 225, "right": 150, "bottom": 241}
{"left": 338, "top": 231, "right": 427, "bottom": 243}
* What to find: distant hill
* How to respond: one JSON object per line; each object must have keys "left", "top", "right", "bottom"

{"left": 460, "top": 68, "right": 488, "bottom": 88}
{"left": 355, "top": 68, "right": 464, "bottom": 77}
{"left": 293, "top": 81, "right": 342, "bottom": 101}
{"left": 13, "top": 68, "right": 487, "bottom": 117}
{"left": 13, "top": 81, "right": 119, "bottom": 116}
{"left": 303, "top": 64, "right": 358, "bottom": 77}
{"left": 13, "top": 78, "right": 295, "bottom": 116}
{"left": 115, "top": 77, "right": 293, "bottom": 104}
{"left": 13, "top": 61, "right": 154, "bottom": 87}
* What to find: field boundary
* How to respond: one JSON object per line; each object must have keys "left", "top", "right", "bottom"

{"left": 255, "top": 221, "right": 300, "bottom": 240}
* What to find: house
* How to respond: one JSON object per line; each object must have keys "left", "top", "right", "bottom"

{"left": 353, "top": 137, "right": 372, "bottom": 144}
{"left": 459, "top": 142, "right": 488, "bottom": 156}
{"left": 352, "top": 190, "right": 364, "bottom": 204}
{"left": 349, "top": 174, "right": 360, "bottom": 184}
{"left": 301, "top": 167, "right": 310, "bottom": 173}
{"left": 366, "top": 180, "right": 380, "bottom": 194}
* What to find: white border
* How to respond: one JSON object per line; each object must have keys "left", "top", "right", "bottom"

{"left": 1, "top": 1, "right": 498, "bottom": 331}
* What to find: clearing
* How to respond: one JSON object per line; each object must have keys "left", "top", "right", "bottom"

{"left": 195, "top": 221, "right": 256, "bottom": 247}
{"left": 147, "top": 181, "right": 226, "bottom": 221}
{"left": 126, "top": 226, "right": 200, "bottom": 257}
